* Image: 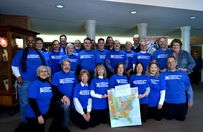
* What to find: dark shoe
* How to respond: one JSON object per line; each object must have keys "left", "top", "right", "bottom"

{"left": 61, "top": 127, "right": 70, "bottom": 132}
{"left": 14, "top": 123, "right": 28, "bottom": 132}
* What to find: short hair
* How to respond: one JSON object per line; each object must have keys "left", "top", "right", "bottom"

{"left": 26, "top": 36, "right": 35, "bottom": 41}
{"left": 133, "top": 62, "right": 145, "bottom": 74}
{"left": 84, "top": 37, "right": 92, "bottom": 43}
{"left": 113, "top": 62, "right": 126, "bottom": 75}
{"left": 74, "top": 39, "right": 81, "bottom": 44}
{"left": 79, "top": 69, "right": 90, "bottom": 81}
{"left": 158, "top": 37, "right": 166, "bottom": 41}
{"left": 35, "top": 37, "right": 44, "bottom": 43}
{"left": 36, "top": 65, "right": 48, "bottom": 76}
{"left": 171, "top": 38, "right": 182, "bottom": 48}
{"left": 94, "top": 64, "right": 107, "bottom": 79}
{"left": 145, "top": 61, "right": 160, "bottom": 78}
{"left": 98, "top": 38, "right": 104, "bottom": 43}
{"left": 59, "top": 34, "right": 67, "bottom": 40}
{"left": 61, "top": 58, "right": 71, "bottom": 65}
{"left": 67, "top": 43, "right": 74, "bottom": 48}
{"left": 52, "top": 40, "right": 60, "bottom": 45}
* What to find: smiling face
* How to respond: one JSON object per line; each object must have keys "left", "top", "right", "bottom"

{"left": 81, "top": 73, "right": 89, "bottom": 84}
{"left": 84, "top": 39, "right": 92, "bottom": 50}
{"left": 149, "top": 64, "right": 158, "bottom": 75}
{"left": 26, "top": 36, "right": 35, "bottom": 49}
{"left": 61, "top": 60, "right": 71, "bottom": 73}
{"left": 37, "top": 66, "right": 48, "bottom": 79}
{"left": 117, "top": 64, "right": 124, "bottom": 75}
{"left": 113, "top": 40, "right": 121, "bottom": 51}
{"left": 35, "top": 40, "right": 43, "bottom": 50}
{"left": 172, "top": 42, "right": 181, "bottom": 52}
{"left": 136, "top": 63, "right": 143, "bottom": 74}
{"left": 167, "top": 57, "right": 177, "bottom": 70}
{"left": 67, "top": 45, "right": 74, "bottom": 55}
{"left": 159, "top": 38, "right": 167, "bottom": 49}
{"left": 53, "top": 40, "right": 60, "bottom": 51}
{"left": 97, "top": 67, "right": 105, "bottom": 76}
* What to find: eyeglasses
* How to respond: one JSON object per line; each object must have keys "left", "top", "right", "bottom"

{"left": 40, "top": 70, "right": 48, "bottom": 73}
{"left": 172, "top": 44, "right": 180, "bottom": 47}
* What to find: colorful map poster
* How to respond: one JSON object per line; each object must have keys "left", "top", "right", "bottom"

{"left": 108, "top": 87, "right": 142, "bottom": 128}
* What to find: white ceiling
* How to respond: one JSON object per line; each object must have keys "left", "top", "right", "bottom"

{"left": 0, "top": 0, "right": 203, "bottom": 41}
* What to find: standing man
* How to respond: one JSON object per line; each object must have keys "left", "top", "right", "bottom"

{"left": 11, "top": 36, "right": 47, "bottom": 131}
{"left": 106, "top": 40, "right": 128, "bottom": 77}
{"left": 105, "top": 36, "right": 114, "bottom": 51}
{"left": 131, "top": 34, "right": 141, "bottom": 53}
{"left": 73, "top": 39, "right": 82, "bottom": 56}
{"left": 59, "top": 34, "right": 67, "bottom": 54}
{"left": 152, "top": 37, "right": 172, "bottom": 72}
{"left": 125, "top": 41, "right": 136, "bottom": 77}
{"left": 192, "top": 51, "right": 202, "bottom": 85}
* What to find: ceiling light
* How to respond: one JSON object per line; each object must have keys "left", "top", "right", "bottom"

{"left": 56, "top": 4, "right": 64, "bottom": 9}
{"left": 130, "top": 11, "right": 137, "bottom": 14}
{"left": 190, "top": 16, "right": 196, "bottom": 20}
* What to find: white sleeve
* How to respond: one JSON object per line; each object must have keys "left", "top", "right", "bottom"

{"left": 158, "top": 90, "right": 166, "bottom": 105}
{"left": 73, "top": 98, "right": 84, "bottom": 115}
{"left": 87, "top": 98, "right": 92, "bottom": 112}
{"left": 133, "top": 64, "right": 135, "bottom": 72}
{"left": 90, "top": 90, "right": 102, "bottom": 99}
{"left": 11, "top": 66, "right": 21, "bottom": 78}
{"left": 144, "top": 87, "right": 150, "bottom": 96}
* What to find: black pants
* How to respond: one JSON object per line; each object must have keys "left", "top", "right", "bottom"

{"left": 26, "top": 104, "right": 63, "bottom": 132}
{"left": 140, "top": 104, "right": 148, "bottom": 123}
{"left": 147, "top": 106, "right": 163, "bottom": 121}
{"left": 72, "top": 109, "right": 96, "bottom": 130}
{"left": 192, "top": 70, "right": 201, "bottom": 84}
{"left": 91, "top": 108, "right": 109, "bottom": 125}
{"left": 163, "top": 102, "right": 186, "bottom": 121}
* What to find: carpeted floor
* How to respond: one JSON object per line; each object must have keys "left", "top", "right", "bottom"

{"left": 0, "top": 84, "right": 202, "bottom": 132}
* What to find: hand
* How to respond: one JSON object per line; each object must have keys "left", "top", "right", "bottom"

{"left": 83, "top": 114, "right": 89, "bottom": 121}
{"left": 17, "top": 76, "right": 23, "bottom": 85}
{"left": 126, "top": 69, "right": 132, "bottom": 77}
{"left": 188, "top": 102, "right": 193, "bottom": 108}
{"left": 62, "top": 95, "right": 70, "bottom": 105}
{"left": 158, "top": 104, "right": 163, "bottom": 109}
{"left": 86, "top": 112, "right": 91, "bottom": 121}
{"left": 38, "top": 115, "right": 44, "bottom": 124}
{"left": 160, "top": 69, "right": 166, "bottom": 72}
{"left": 178, "top": 68, "right": 187, "bottom": 72}
{"left": 138, "top": 94, "right": 144, "bottom": 99}
{"left": 102, "top": 94, "right": 108, "bottom": 98}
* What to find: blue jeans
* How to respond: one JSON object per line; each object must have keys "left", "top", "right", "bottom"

{"left": 52, "top": 100, "right": 70, "bottom": 127}
{"left": 18, "top": 80, "right": 32, "bottom": 124}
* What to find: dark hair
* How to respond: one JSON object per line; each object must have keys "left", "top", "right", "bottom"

{"left": 106, "top": 36, "right": 113, "bottom": 44}
{"left": 113, "top": 62, "right": 126, "bottom": 75}
{"left": 158, "top": 37, "right": 166, "bottom": 41}
{"left": 133, "top": 62, "right": 145, "bottom": 74}
{"left": 59, "top": 34, "right": 67, "bottom": 40}
{"left": 35, "top": 37, "right": 44, "bottom": 43}
{"left": 52, "top": 40, "right": 60, "bottom": 45}
{"left": 98, "top": 38, "right": 104, "bottom": 43}
{"left": 171, "top": 38, "right": 182, "bottom": 48}
{"left": 84, "top": 37, "right": 92, "bottom": 43}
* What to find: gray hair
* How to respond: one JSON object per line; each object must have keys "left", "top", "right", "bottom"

{"left": 36, "top": 65, "right": 48, "bottom": 76}
{"left": 67, "top": 43, "right": 74, "bottom": 48}
{"left": 61, "top": 58, "right": 71, "bottom": 65}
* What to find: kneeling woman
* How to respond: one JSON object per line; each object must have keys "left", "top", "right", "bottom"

{"left": 146, "top": 61, "right": 166, "bottom": 121}
{"left": 25, "top": 65, "right": 64, "bottom": 132}
{"left": 72, "top": 70, "right": 96, "bottom": 130}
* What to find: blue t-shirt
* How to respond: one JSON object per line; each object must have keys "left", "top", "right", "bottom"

{"left": 78, "top": 50, "right": 101, "bottom": 72}
{"left": 148, "top": 75, "right": 167, "bottom": 107}
{"left": 161, "top": 70, "right": 192, "bottom": 104}
{"left": 95, "top": 49, "right": 109, "bottom": 67}
{"left": 109, "top": 74, "right": 128, "bottom": 88}
{"left": 11, "top": 49, "right": 48, "bottom": 81}
{"left": 152, "top": 49, "right": 172, "bottom": 70}
{"left": 49, "top": 51, "right": 66, "bottom": 76}
{"left": 129, "top": 74, "right": 150, "bottom": 104}
{"left": 125, "top": 50, "right": 136, "bottom": 70}
{"left": 26, "top": 79, "right": 53, "bottom": 117}
{"left": 73, "top": 83, "right": 91, "bottom": 109}
{"left": 90, "top": 78, "right": 109, "bottom": 109}
{"left": 132, "top": 52, "right": 151, "bottom": 71}
{"left": 60, "top": 54, "right": 78, "bottom": 72}
{"left": 51, "top": 71, "right": 78, "bottom": 99}
{"left": 106, "top": 50, "right": 128, "bottom": 69}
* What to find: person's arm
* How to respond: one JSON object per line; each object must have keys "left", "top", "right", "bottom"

{"left": 51, "top": 84, "right": 65, "bottom": 99}
{"left": 186, "top": 52, "right": 196, "bottom": 72}
{"left": 143, "top": 87, "right": 150, "bottom": 97}
{"left": 73, "top": 98, "right": 84, "bottom": 115}
{"left": 90, "top": 90, "right": 102, "bottom": 99}
{"left": 158, "top": 90, "right": 166, "bottom": 105}
{"left": 28, "top": 98, "right": 41, "bottom": 117}
{"left": 106, "top": 59, "right": 114, "bottom": 73}
{"left": 124, "top": 59, "right": 128, "bottom": 70}
{"left": 11, "top": 66, "right": 21, "bottom": 78}
{"left": 87, "top": 98, "right": 92, "bottom": 113}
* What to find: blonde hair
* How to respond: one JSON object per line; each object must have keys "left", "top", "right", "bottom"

{"left": 79, "top": 69, "right": 90, "bottom": 81}
{"left": 94, "top": 64, "right": 107, "bottom": 79}
{"left": 145, "top": 61, "right": 160, "bottom": 78}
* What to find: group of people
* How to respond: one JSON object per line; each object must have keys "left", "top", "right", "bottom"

{"left": 11, "top": 34, "right": 196, "bottom": 132}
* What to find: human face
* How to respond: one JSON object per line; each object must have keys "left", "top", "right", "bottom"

{"left": 107, "top": 37, "right": 113, "bottom": 47}
{"left": 74, "top": 41, "right": 81, "bottom": 49}
{"left": 67, "top": 46, "right": 74, "bottom": 55}
{"left": 91, "top": 40, "right": 96, "bottom": 49}
{"left": 97, "top": 67, "right": 104, "bottom": 76}
{"left": 35, "top": 40, "right": 43, "bottom": 50}
{"left": 60, "top": 36, "right": 67, "bottom": 46}
{"left": 113, "top": 40, "right": 120, "bottom": 51}
{"left": 61, "top": 61, "right": 70, "bottom": 73}
{"left": 125, "top": 41, "right": 132, "bottom": 51}
{"left": 84, "top": 40, "right": 92, "bottom": 50}
{"left": 141, "top": 42, "right": 147, "bottom": 51}
{"left": 167, "top": 58, "right": 177, "bottom": 70}
{"left": 26, "top": 36, "right": 35, "bottom": 49}
{"left": 53, "top": 41, "right": 60, "bottom": 51}
{"left": 38, "top": 69, "right": 48, "bottom": 79}
{"left": 117, "top": 64, "right": 124, "bottom": 75}
{"left": 136, "top": 63, "right": 143, "bottom": 74}
{"left": 149, "top": 64, "right": 158, "bottom": 75}
{"left": 81, "top": 73, "right": 89, "bottom": 84}
{"left": 172, "top": 42, "right": 181, "bottom": 52}
{"left": 133, "top": 35, "right": 140, "bottom": 44}
{"left": 159, "top": 38, "right": 167, "bottom": 49}
{"left": 98, "top": 40, "right": 105, "bottom": 50}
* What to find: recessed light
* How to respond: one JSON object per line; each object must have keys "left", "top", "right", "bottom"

{"left": 190, "top": 16, "right": 196, "bottom": 20}
{"left": 130, "top": 11, "right": 137, "bottom": 14}
{"left": 56, "top": 4, "right": 64, "bottom": 9}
